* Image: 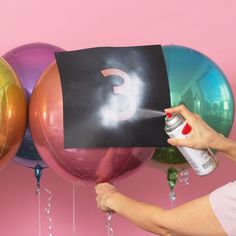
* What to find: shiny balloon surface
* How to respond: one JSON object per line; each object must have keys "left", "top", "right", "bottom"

{"left": 152, "top": 45, "right": 234, "bottom": 167}
{"left": 3, "top": 42, "right": 63, "bottom": 168}
{"left": 29, "top": 63, "right": 155, "bottom": 184}
{"left": 0, "top": 58, "right": 27, "bottom": 171}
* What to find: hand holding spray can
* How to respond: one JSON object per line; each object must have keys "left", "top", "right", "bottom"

{"left": 164, "top": 112, "right": 218, "bottom": 176}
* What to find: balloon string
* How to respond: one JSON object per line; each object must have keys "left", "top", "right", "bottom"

{"left": 73, "top": 183, "right": 77, "bottom": 236}
{"left": 179, "top": 168, "right": 189, "bottom": 186}
{"left": 106, "top": 212, "right": 114, "bottom": 236}
{"left": 44, "top": 188, "right": 53, "bottom": 236}
{"left": 169, "top": 190, "right": 176, "bottom": 208}
{"left": 167, "top": 168, "right": 190, "bottom": 208}
{"left": 38, "top": 189, "right": 42, "bottom": 236}
{"left": 36, "top": 185, "right": 40, "bottom": 195}
{"left": 167, "top": 168, "right": 177, "bottom": 207}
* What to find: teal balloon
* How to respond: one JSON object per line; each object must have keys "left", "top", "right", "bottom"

{"left": 153, "top": 45, "right": 234, "bottom": 165}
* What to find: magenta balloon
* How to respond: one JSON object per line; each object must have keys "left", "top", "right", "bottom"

{"left": 3, "top": 42, "right": 64, "bottom": 168}
{"left": 29, "top": 63, "right": 155, "bottom": 185}
{"left": 3, "top": 42, "right": 63, "bottom": 95}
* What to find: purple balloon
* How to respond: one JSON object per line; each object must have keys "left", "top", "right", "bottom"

{"left": 3, "top": 42, "right": 64, "bottom": 168}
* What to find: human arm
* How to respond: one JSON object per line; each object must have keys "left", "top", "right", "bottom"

{"left": 165, "top": 105, "right": 236, "bottom": 163}
{"left": 95, "top": 183, "right": 226, "bottom": 236}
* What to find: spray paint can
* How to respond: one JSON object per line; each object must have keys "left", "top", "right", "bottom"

{"left": 165, "top": 113, "right": 218, "bottom": 176}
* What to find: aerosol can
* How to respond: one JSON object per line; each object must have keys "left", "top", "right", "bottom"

{"left": 165, "top": 112, "right": 218, "bottom": 176}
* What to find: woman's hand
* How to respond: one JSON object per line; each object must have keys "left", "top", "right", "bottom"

{"left": 95, "top": 183, "right": 117, "bottom": 212}
{"left": 165, "top": 104, "right": 224, "bottom": 150}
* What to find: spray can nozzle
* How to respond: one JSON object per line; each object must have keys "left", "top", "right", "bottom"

{"left": 165, "top": 112, "right": 173, "bottom": 118}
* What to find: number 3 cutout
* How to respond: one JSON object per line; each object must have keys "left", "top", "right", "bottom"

{"left": 100, "top": 68, "right": 137, "bottom": 121}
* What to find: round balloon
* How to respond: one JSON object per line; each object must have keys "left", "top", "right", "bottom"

{"left": 3, "top": 42, "right": 64, "bottom": 169}
{"left": 152, "top": 45, "right": 234, "bottom": 168}
{"left": 29, "top": 63, "right": 155, "bottom": 185}
{"left": 150, "top": 147, "right": 188, "bottom": 172}
{"left": 0, "top": 58, "right": 27, "bottom": 171}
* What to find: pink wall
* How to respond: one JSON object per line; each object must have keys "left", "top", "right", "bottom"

{"left": 0, "top": 0, "right": 236, "bottom": 235}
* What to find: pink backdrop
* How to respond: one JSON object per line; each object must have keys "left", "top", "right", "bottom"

{"left": 0, "top": 0, "right": 236, "bottom": 235}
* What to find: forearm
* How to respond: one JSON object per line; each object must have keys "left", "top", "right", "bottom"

{"left": 107, "top": 192, "right": 170, "bottom": 235}
{"left": 96, "top": 183, "right": 226, "bottom": 236}
{"left": 105, "top": 192, "right": 226, "bottom": 236}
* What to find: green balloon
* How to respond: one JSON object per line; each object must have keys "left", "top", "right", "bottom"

{"left": 153, "top": 45, "right": 234, "bottom": 165}
{"left": 152, "top": 146, "right": 186, "bottom": 164}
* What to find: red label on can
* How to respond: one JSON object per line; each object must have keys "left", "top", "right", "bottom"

{"left": 182, "top": 123, "right": 192, "bottom": 135}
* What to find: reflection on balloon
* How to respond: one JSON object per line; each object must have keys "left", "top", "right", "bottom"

{"left": 3, "top": 42, "right": 64, "bottom": 180}
{"left": 0, "top": 58, "right": 27, "bottom": 171}
{"left": 29, "top": 63, "right": 155, "bottom": 185}
{"left": 152, "top": 45, "right": 234, "bottom": 168}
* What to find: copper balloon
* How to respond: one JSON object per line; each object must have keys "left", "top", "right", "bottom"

{"left": 0, "top": 58, "right": 27, "bottom": 171}
{"left": 29, "top": 63, "right": 155, "bottom": 185}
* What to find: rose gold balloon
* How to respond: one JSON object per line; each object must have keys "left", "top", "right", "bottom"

{"left": 29, "top": 63, "right": 155, "bottom": 185}
{"left": 0, "top": 58, "right": 27, "bottom": 171}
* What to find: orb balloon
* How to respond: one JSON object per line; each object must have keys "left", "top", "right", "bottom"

{"left": 152, "top": 45, "right": 234, "bottom": 169}
{"left": 3, "top": 42, "right": 64, "bottom": 171}
{"left": 0, "top": 58, "right": 27, "bottom": 171}
{"left": 29, "top": 63, "right": 155, "bottom": 185}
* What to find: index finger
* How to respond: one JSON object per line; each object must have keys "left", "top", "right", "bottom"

{"left": 165, "top": 104, "right": 193, "bottom": 120}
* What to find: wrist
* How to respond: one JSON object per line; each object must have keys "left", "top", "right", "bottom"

{"left": 211, "top": 134, "right": 235, "bottom": 153}
{"left": 220, "top": 137, "right": 236, "bottom": 154}
{"left": 209, "top": 133, "right": 226, "bottom": 151}
{"left": 106, "top": 192, "right": 130, "bottom": 214}
{"left": 106, "top": 191, "right": 121, "bottom": 211}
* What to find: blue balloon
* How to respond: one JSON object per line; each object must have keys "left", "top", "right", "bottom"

{"left": 152, "top": 45, "right": 234, "bottom": 166}
{"left": 162, "top": 45, "right": 234, "bottom": 136}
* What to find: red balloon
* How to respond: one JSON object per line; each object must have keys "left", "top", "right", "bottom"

{"left": 29, "top": 63, "right": 155, "bottom": 185}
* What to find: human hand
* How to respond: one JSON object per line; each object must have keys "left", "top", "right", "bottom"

{"left": 95, "top": 183, "right": 117, "bottom": 212}
{"left": 165, "top": 104, "right": 223, "bottom": 150}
